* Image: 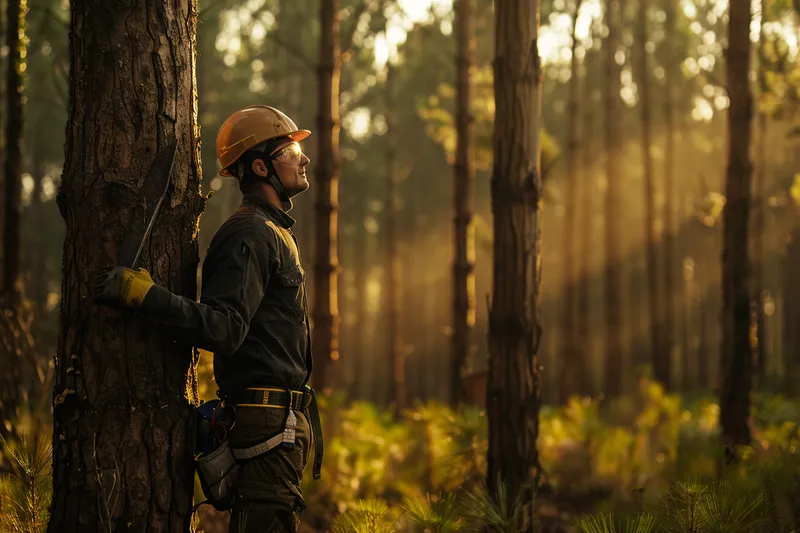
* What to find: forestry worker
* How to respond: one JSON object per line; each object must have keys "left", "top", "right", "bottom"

{"left": 93, "top": 105, "right": 321, "bottom": 533}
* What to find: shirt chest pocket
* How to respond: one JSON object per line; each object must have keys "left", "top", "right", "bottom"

{"left": 275, "top": 266, "right": 306, "bottom": 321}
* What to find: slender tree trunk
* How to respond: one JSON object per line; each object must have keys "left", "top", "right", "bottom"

{"left": 636, "top": 0, "right": 664, "bottom": 388}
{"left": 697, "top": 254, "right": 711, "bottom": 389}
{"left": 604, "top": 0, "right": 624, "bottom": 399}
{"left": 313, "top": 0, "right": 341, "bottom": 392}
{"left": 3, "top": 0, "right": 24, "bottom": 304}
{"left": 47, "top": 0, "right": 202, "bottom": 530}
{"left": 662, "top": 0, "right": 677, "bottom": 390}
{"left": 386, "top": 63, "right": 405, "bottom": 413}
{"left": 719, "top": 0, "right": 754, "bottom": 448}
{"left": 451, "top": 0, "right": 476, "bottom": 405}
{"left": 752, "top": 0, "right": 768, "bottom": 386}
{"left": 784, "top": 226, "right": 800, "bottom": 394}
{"left": 351, "top": 198, "right": 367, "bottom": 400}
{"left": 577, "top": 24, "right": 596, "bottom": 396}
{"left": 487, "top": 0, "right": 542, "bottom": 523}
{"left": 0, "top": 0, "right": 26, "bottom": 439}
{"left": 560, "top": 0, "right": 587, "bottom": 404}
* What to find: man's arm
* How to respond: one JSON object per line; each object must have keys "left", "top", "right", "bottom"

{"left": 140, "top": 229, "right": 272, "bottom": 355}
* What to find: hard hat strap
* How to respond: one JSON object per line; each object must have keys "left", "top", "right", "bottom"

{"left": 265, "top": 159, "right": 293, "bottom": 212}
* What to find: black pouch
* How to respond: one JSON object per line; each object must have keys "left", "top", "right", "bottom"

{"left": 195, "top": 398, "right": 239, "bottom": 511}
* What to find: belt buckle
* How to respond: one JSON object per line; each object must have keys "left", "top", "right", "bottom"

{"left": 262, "top": 390, "right": 270, "bottom": 406}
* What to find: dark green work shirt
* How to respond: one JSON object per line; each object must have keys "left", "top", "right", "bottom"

{"left": 143, "top": 194, "right": 311, "bottom": 395}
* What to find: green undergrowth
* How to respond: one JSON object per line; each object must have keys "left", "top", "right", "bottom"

{"left": 299, "top": 379, "right": 800, "bottom": 531}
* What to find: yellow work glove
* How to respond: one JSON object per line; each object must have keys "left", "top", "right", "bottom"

{"left": 93, "top": 266, "right": 155, "bottom": 309}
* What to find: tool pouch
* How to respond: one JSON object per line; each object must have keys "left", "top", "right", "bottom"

{"left": 195, "top": 397, "right": 239, "bottom": 511}
{"left": 196, "top": 439, "right": 240, "bottom": 511}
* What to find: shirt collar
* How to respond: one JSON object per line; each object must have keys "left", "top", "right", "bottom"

{"left": 242, "top": 193, "right": 296, "bottom": 229}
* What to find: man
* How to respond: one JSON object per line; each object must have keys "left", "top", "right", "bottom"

{"left": 93, "top": 105, "right": 321, "bottom": 532}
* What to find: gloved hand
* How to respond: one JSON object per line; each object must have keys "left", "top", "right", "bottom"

{"left": 93, "top": 265, "right": 155, "bottom": 309}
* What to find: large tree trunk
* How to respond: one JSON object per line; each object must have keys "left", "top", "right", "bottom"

{"left": 386, "top": 63, "right": 405, "bottom": 413}
{"left": 451, "top": 0, "right": 476, "bottom": 405}
{"left": 47, "top": 1, "right": 202, "bottom": 531}
{"left": 559, "top": 0, "right": 587, "bottom": 404}
{"left": 636, "top": 0, "right": 664, "bottom": 389}
{"left": 719, "top": 0, "right": 754, "bottom": 448}
{"left": 313, "top": 0, "right": 341, "bottom": 393}
{"left": 662, "top": 0, "right": 677, "bottom": 390}
{"left": 487, "top": 0, "right": 542, "bottom": 523}
{"left": 604, "top": 0, "right": 624, "bottom": 399}
{"left": 3, "top": 0, "right": 24, "bottom": 303}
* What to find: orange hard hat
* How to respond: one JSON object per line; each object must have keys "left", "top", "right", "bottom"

{"left": 216, "top": 105, "right": 311, "bottom": 177}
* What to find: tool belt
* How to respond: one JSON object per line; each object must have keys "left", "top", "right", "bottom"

{"left": 228, "top": 385, "right": 324, "bottom": 480}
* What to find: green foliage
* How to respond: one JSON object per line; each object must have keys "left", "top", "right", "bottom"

{"left": 401, "top": 492, "right": 464, "bottom": 532}
{"left": 0, "top": 433, "right": 52, "bottom": 533}
{"left": 329, "top": 499, "right": 398, "bottom": 533}
{"left": 460, "top": 480, "right": 536, "bottom": 533}
{"left": 577, "top": 513, "right": 659, "bottom": 533}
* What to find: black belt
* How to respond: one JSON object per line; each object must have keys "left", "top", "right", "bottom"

{"left": 229, "top": 387, "right": 311, "bottom": 410}
{"left": 229, "top": 386, "right": 324, "bottom": 480}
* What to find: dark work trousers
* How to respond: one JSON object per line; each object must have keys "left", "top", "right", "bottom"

{"left": 228, "top": 406, "right": 312, "bottom": 533}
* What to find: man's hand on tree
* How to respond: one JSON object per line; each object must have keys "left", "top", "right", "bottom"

{"left": 93, "top": 266, "right": 155, "bottom": 309}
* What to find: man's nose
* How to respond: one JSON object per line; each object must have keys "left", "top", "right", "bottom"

{"left": 300, "top": 154, "right": 310, "bottom": 166}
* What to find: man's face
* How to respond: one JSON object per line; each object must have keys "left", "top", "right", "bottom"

{"left": 272, "top": 142, "right": 311, "bottom": 197}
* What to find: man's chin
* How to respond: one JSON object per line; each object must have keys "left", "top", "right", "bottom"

{"left": 288, "top": 180, "right": 310, "bottom": 197}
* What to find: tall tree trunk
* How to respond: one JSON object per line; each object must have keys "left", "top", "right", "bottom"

{"left": 719, "top": 0, "right": 754, "bottom": 449}
{"left": 559, "top": 0, "right": 587, "bottom": 404}
{"left": 604, "top": 0, "right": 624, "bottom": 399}
{"left": 351, "top": 198, "right": 367, "bottom": 400}
{"left": 487, "top": 0, "right": 542, "bottom": 522}
{"left": 637, "top": 0, "right": 664, "bottom": 388}
{"left": 451, "top": 0, "right": 476, "bottom": 405}
{"left": 752, "top": 0, "right": 768, "bottom": 386}
{"left": 662, "top": 0, "right": 677, "bottom": 390}
{"left": 3, "top": 0, "right": 24, "bottom": 304}
{"left": 386, "top": 63, "right": 405, "bottom": 413}
{"left": 47, "top": 1, "right": 201, "bottom": 530}
{"left": 0, "top": 0, "right": 26, "bottom": 439}
{"left": 577, "top": 23, "right": 596, "bottom": 397}
{"left": 313, "top": 0, "right": 341, "bottom": 393}
{"left": 784, "top": 226, "right": 800, "bottom": 394}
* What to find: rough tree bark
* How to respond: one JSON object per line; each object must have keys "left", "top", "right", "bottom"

{"left": 313, "top": 0, "right": 341, "bottom": 392}
{"left": 719, "top": 0, "right": 754, "bottom": 448}
{"left": 636, "top": 0, "right": 665, "bottom": 389}
{"left": 559, "top": 0, "right": 587, "bottom": 404}
{"left": 386, "top": 62, "right": 405, "bottom": 413}
{"left": 451, "top": 0, "right": 476, "bottom": 405}
{"left": 47, "top": 1, "right": 203, "bottom": 531}
{"left": 487, "top": 0, "right": 542, "bottom": 524}
{"left": 604, "top": 0, "right": 624, "bottom": 399}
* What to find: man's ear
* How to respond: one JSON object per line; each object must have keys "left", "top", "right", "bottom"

{"left": 251, "top": 158, "right": 269, "bottom": 177}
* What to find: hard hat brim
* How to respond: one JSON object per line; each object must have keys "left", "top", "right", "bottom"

{"left": 288, "top": 130, "right": 311, "bottom": 142}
